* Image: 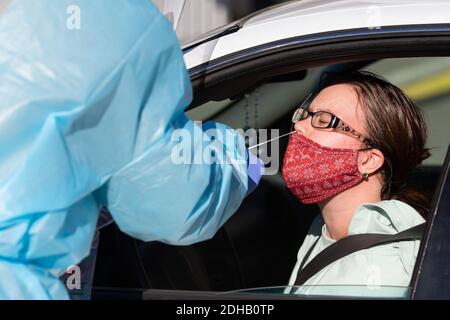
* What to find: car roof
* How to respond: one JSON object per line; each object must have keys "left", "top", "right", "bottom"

{"left": 183, "top": 0, "right": 450, "bottom": 70}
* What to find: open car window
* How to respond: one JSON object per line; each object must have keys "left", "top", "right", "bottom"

{"left": 182, "top": 57, "right": 449, "bottom": 300}
{"left": 361, "top": 57, "right": 450, "bottom": 166}
{"left": 95, "top": 55, "right": 450, "bottom": 300}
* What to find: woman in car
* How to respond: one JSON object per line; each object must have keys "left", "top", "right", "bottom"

{"left": 283, "top": 70, "right": 429, "bottom": 297}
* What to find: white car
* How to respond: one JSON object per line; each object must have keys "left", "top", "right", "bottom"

{"left": 93, "top": 0, "right": 450, "bottom": 300}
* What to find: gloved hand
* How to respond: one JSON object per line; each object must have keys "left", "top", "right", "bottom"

{"left": 246, "top": 149, "right": 265, "bottom": 196}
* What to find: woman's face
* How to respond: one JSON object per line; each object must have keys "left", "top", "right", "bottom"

{"left": 294, "top": 83, "right": 369, "bottom": 150}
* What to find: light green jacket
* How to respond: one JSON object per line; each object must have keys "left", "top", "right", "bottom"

{"left": 286, "top": 200, "right": 425, "bottom": 298}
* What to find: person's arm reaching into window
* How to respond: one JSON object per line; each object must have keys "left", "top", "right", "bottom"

{"left": 0, "top": 0, "right": 263, "bottom": 299}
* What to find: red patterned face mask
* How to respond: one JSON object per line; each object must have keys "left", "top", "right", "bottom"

{"left": 282, "top": 132, "right": 364, "bottom": 204}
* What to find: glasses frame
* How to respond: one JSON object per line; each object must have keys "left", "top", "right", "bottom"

{"left": 292, "top": 93, "right": 375, "bottom": 148}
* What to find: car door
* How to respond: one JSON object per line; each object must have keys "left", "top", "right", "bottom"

{"left": 411, "top": 144, "right": 450, "bottom": 299}
{"left": 134, "top": 19, "right": 450, "bottom": 298}
{"left": 91, "top": 18, "right": 450, "bottom": 299}
{"left": 140, "top": 139, "right": 448, "bottom": 300}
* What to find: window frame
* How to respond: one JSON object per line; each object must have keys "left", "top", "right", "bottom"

{"left": 97, "top": 25, "right": 450, "bottom": 300}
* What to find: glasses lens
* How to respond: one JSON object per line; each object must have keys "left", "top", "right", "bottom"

{"left": 292, "top": 108, "right": 306, "bottom": 123}
{"left": 292, "top": 93, "right": 314, "bottom": 123}
{"left": 312, "top": 111, "right": 333, "bottom": 128}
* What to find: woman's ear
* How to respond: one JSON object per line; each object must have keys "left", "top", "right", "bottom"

{"left": 358, "top": 148, "right": 385, "bottom": 175}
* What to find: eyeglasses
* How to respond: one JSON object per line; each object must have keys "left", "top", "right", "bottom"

{"left": 292, "top": 93, "right": 375, "bottom": 148}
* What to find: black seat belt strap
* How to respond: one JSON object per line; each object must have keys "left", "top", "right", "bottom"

{"left": 291, "top": 222, "right": 426, "bottom": 289}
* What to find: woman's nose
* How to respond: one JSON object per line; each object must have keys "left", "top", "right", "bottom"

{"left": 294, "top": 119, "right": 309, "bottom": 135}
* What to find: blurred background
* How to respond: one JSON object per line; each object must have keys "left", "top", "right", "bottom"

{"left": 153, "top": 0, "right": 290, "bottom": 43}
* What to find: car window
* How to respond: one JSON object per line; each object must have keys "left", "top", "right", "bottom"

{"left": 362, "top": 57, "right": 450, "bottom": 166}
{"left": 186, "top": 66, "right": 327, "bottom": 129}
{"left": 189, "top": 58, "right": 450, "bottom": 167}
{"left": 176, "top": 57, "right": 450, "bottom": 301}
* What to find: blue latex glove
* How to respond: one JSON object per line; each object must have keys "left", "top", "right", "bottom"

{"left": 0, "top": 0, "right": 258, "bottom": 299}
{"left": 246, "top": 150, "right": 265, "bottom": 195}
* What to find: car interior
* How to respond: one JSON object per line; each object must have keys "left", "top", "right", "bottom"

{"left": 92, "top": 57, "right": 450, "bottom": 299}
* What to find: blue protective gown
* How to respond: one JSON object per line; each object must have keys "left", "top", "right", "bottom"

{"left": 0, "top": 0, "right": 259, "bottom": 299}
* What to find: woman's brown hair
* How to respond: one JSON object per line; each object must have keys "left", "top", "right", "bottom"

{"left": 319, "top": 70, "right": 431, "bottom": 217}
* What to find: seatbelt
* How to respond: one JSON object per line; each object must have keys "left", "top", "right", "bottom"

{"left": 290, "top": 222, "right": 426, "bottom": 291}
